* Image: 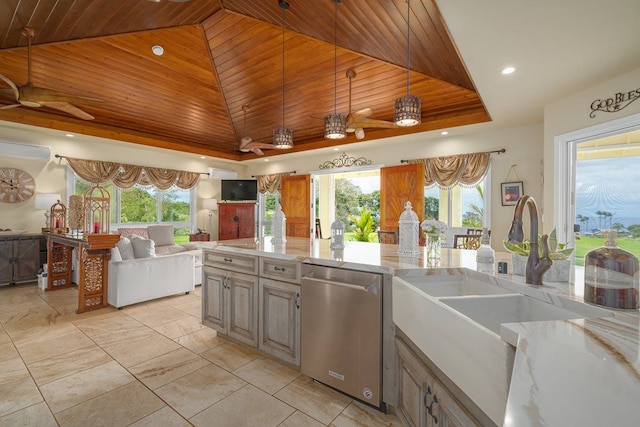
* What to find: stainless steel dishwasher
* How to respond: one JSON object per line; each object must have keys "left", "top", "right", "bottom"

{"left": 301, "top": 264, "right": 383, "bottom": 408}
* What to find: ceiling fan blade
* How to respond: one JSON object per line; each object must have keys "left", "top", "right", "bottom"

{"left": 40, "top": 101, "right": 95, "bottom": 120}
{"left": 252, "top": 147, "right": 264, "bottom": 156}
{"left": 355, "top": 128, "right": 365, "bottom": 139}
{"left": 346, "top": 107, "right": 373, "bottom": 131}
{"left": 0, "top": 74, "right": 19, "bottom": 100}
{"left": 20, "top": 85, "right": 103, "bottom": 106}
{"left": 349, "top": 117, "right": 398, "bottom": 130}
{"left": 0, "top": 103, "right": 21, "bottom": 110}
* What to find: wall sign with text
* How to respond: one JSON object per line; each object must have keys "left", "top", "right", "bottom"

{"left": 590, "top": 86, "right": 640, "bottom": 118}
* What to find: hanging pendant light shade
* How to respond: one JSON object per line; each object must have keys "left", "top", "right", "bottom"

{"left": 395, "top": 0, "right": 421, "bottom": 127}
{"left": 324, "top": 0, "right": 347, "bottom": 140}
{"left": 274, "top": 0, "right": 294, "bottom": 149}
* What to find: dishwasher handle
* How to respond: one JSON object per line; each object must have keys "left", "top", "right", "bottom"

{"left": 302, "top": 274, "right": 378, "bottom": 294}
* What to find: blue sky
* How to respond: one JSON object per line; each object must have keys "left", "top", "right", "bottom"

{"left": 576, "top": 156, "right": 640, "bottom": 229}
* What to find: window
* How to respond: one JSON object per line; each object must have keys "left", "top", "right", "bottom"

{"left": 71, "top": 173, "right": 194, "bottom": 243}
{"left": 424, "top": 180, "right": 488, "bottom": 229}
{"left": 258, "top": 192, "right": 278, "bottom": 237}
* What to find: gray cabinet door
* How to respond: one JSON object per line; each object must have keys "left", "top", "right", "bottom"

{"left": 259, "top": 277, "right": 300, "bottom": 365}
{"left": 0, "top": 241, "right": 12, "bottom": 284}
{"left": 203, "top": 266, "right": 227, "bottom": 334}
{"left": 226, "top": 270, "right": 259, "bottom": 347}
{"left": 396, "top": 338, "right": 432, "bottom": 427}
{"left": 13, "top": 239, "right": 40, "bottom": 282}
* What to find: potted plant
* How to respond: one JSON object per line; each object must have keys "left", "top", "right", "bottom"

{"left": 503, "top": 229, "right": 574, "bottom": 282}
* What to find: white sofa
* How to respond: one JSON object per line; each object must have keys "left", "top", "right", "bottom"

{"left": 108, "top": 251, "right": 195, "bottom": 309}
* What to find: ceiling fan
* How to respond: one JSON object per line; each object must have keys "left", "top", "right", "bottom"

{"left": 0, "top": 27, "right": 102, "bottom": 120}
{"left": 345, "top": 68, "right": 398, "bottom": 139}
{"left": 238, "top": 104, "right": 278, "bottom": 156}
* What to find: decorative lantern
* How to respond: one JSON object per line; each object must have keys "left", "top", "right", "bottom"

{"left": 398, "top": 201, "right": 420, "bottom": 257}
{"left": 49, "top": 199, "right": 67, "bottom": 234}
{"left": 84, "top": 184, "right": 111, "bottom": 235}
{"left": 271, "top": 202, "right": 287, "bottom": 245}
{"left": 68, "top": 195, "right": 85, "bottom": 236}
{"left": 330, "top": 219, "right": 345, "bottom": 250}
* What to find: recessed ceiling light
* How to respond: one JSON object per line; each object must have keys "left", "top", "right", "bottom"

{"left": 200, "top": 156, "right": 206, "bottom": 159}
{"left": 501, "top": 66, "right": 516, "bottom": 75}
{"left": 65, "top": 133, "right": 74, "bottom": 138}
{"left": 441, "top": 131, "right": 448, "bottom": 135}
{"left": 333, "top": 147, "right": 339, "bottom": 151}
{"left": 264, "top": 159, "right": 269, "bottom": 162}
{"left": 152, "top": 45, "right": 164, "bottom": 56}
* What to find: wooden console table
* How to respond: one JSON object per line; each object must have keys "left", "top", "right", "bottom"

{"left": 46, "top": 233, "right": 120, "bottom": 313}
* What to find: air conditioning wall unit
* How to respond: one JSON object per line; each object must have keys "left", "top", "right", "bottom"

{"left": 0, "top": 140, "right": 51, "bottom": 161}
{"left": 207, "top": 167, "right": 238, "bottom": 180}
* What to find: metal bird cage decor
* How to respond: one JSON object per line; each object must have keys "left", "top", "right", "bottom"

{"left": 49, "top": 199, "right": 67, "bottom": 234}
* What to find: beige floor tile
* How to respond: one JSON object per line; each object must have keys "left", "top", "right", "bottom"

{"left": 129, "top": 406, "right": 191, "bottom": 427}
{"left": 129, "top": 347, "right": 211, "bottom": 390}
{"left": 101, "top": 330, "right": 182, "bottom": 368}
{"left": 0, "top": 289, "right": 50, "bottom": 314}
{"left": 0, "top": 306, "right": 76, "bottom": 345}
{"left": 0, "top": 375, "right": 43, "bottom": 418}
{"left": 233, "top": 357, "right": 300, "bottom": 395}
{"left": 0, "top": 326, "right": 10, "bottom": 344}
{"left": 0, "top": 341, "right": 19, "bottom": 362}
{"left": 174, "top": 327, "right": 225, "bottom": 354}
{"left": 200, "top": 341, "right": 261, "bottom": 372}
{"left": 153, "top": 315, "right": 206, "bottom": 339}
{"left": 171, "top": 300, "right": 202, "bottom": 318}
{"left": 274, "top": 376, "right": 352, "bottom": 425}
{"left": 0, "top": 401, "right": 57, "bottom": 427}
{"left": 154, "top": 364, "right": 246, "bottom": 419}
{"left": 14, "top": 328, "right": 94, "bottom": 364}
{"left": 331, "top": 401, "right": 401, "bottom": 427}
{"left": 279, "top": 410, "right": 327, "bottom": 427}
{"left": 40, "top": 360, "right": 135, "bottom": 413}
{"left": 190, "top": 384, "right": 295, "bottom": 427}
{"left": 27, "top": 345, "right": 113, "bottom": 386}
{"left": 54, "top": 381, "right": 165, "bottom": 427}
{"left": 73, "top": 312, "right": 149, "bottom": 345}
{"left": 0, "top": 357, "right": 28, "bottom": 384}
{"left": 125, "top": 305, "right": 191, "bottom": 328}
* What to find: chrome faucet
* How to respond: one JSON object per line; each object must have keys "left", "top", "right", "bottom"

{"left": 507, "top": 195, "right": 552, "bottom": 286}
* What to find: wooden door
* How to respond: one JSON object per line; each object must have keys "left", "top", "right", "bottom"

{"left": 259, "top": 278, "right": 301, "bottom": 365}
{"left": 227, "top": 270, "right": 259, "bottom": 347}
{"left": 281, "top": 174, "right": 311, "bottom": 238}
{"left": 380, "top": 163, "right": 425, "bottom": 231}
{"left": 218, "top": 203, "right": 255, "bottom": 240}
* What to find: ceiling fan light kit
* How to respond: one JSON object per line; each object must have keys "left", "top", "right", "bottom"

{"left": 394, "top": 0, "right": 422, "bottom": 127}
{"left": 273, "top": 0, "right": 294, "bottom": 150}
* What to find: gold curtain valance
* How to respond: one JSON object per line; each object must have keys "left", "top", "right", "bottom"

{"left": 254, "top": 172, "right": 293, "bottom": 193}
{"left": 62, "top": 156, "right": 201, "bottom": 190}
{"left": 407, "top": 151, "right": 492, "bottom": 188}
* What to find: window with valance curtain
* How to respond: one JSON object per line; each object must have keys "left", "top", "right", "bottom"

{"left": 254, "top": 172, "right": 293, "bottom": 194}
{"left": 64, "top": 157, "right": 201, "bottom": 190}
{"left": 407, "top": 151, "right": 490, "bottom": 188}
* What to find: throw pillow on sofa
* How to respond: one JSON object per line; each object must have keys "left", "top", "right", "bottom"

{"left": 131, "top": 236, "right": 156, "bottom": 259}
{"left": 147, "top": 224, "right": 175, "bottom": 247}
{"left": 116, "top": 237, "right": 135, "bottom": 260}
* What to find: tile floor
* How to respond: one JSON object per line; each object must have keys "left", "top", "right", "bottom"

{"left": 0, "top": 282, "right": 401, "bottom": 426}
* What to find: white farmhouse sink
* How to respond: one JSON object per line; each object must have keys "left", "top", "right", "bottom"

{"left": 439, "top": 294, "right": 591, "bottom": 335}
{"left": 401, "top": 273, "right": 513, "bottom": 297}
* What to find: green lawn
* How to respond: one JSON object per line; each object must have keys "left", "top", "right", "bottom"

{"left": 574, "top": 235, "right": 640, "bottom": 266}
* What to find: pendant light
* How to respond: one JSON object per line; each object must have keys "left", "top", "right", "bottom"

{"left": 273, "top": 0, "right": 294, "bottom": 149}
{"left": 394, "top": 0, "right": 421, "bottom": 127}
{"left": 324, "top": 0, "right": 347, "bottom": 139}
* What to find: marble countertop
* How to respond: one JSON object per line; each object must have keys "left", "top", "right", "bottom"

{"left": 213, "top": 238, "right": 639, "bottom": 426}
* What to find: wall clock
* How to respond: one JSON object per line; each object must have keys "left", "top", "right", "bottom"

{"left": 0, "top": 168, "right": 36, "bottom": 203}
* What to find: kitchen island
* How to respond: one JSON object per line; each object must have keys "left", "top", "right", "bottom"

{"left": 207, "top": 237, "right": 639, "bottom": 427}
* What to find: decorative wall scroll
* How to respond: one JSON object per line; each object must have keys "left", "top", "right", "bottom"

{"left": 319, "top": 152, "right": 372, "bottom": 169}
{"left": 590, "top": 86, "right": 640, "bottom": 118}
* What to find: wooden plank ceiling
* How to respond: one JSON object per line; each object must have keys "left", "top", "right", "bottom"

{"left": 0, "top": 0, "right": 490, "bottom": 161}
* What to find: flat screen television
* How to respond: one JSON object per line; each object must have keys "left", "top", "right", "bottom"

{"left": 221, "top": 179, "right": 258, "bottom": 202}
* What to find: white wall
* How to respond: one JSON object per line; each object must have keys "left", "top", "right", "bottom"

{"left": 246, "top": 124, "right": 544, "bottom": 249}
{"left": 0, "top": 121, "right": 246, "bottom": 237}
{"left": 543, "top": 67, "right": 640, "bottom": 233}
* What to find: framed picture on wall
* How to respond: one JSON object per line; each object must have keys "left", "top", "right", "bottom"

{"left": 501, "top": 181, "right": 523, "bottom": 206}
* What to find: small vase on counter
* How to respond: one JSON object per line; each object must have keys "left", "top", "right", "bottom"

{"left": 584, "top": 230, "right": 639, "bottom": 310}
{"left": 476, "top": 228, "right": 495, "bottom": 274}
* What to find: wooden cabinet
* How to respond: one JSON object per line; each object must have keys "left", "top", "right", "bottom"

{"left": 202, "top": 249, "right": 302, "bottom": 365}
{"left": 0, "top": 234, "right": 45, "bottom": 285}
{"left": 189, "top": 233, "right": 210, "bottom": 242}
{"left": 258, "top": 257, "right": 301, "bottom": 365}
{"left": 396, "top": 337, "right": 479, "bottom": 427}
{"left": 203, "top": 265, "right": 258, "bottom": 347}
{"left": 218, "top": 203, "right": 255, "bottom": 241}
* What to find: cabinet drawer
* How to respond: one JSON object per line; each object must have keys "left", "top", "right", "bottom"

{"left": 203, "top": 249, "right": 258, "bottom": 275}
{"left": 259, "top": 257, "right": 301, "bottom": 284}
